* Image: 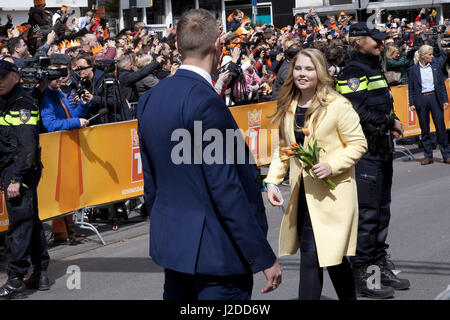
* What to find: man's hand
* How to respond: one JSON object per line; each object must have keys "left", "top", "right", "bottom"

{"left": 217, "top": 70, "right": 231, "bottom": 86}
{"left": 231, "top": 47, "right": 241, "bottom": 63}
{"left": 156, "top": 55, "right": 164, "bottom": 63}
{"left": 261, "top": 261, "right": 282, "bottom": 294}
{"left": 443, "top": 102, "right": 448, "bottom": 110}
{"left": 46, "top": 30, "right": 56, "bottom": 45}
{"left": 7, "top": 182, "right": 20, "bottom": 199}
{"left": 107, "top": 39, "right": 116, "bottom": 48}
{"left": 79, "top": 118, "right": 89, "bottom": 128}
{"left": 154, "top": 43, "right": 163, "bottom": 54}
{"left": 81, "top": 91, "right": 93, "bottom": 105}
{"left": 11, "top": 27, "right": 20, "bottom": 38}
{"left": 409, "top": 105, "right": 416, "bottom": 112}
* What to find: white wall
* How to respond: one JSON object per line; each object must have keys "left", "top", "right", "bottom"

{"left": 0, "top": 0, "right": 88, "bottom": 10}
{"left": 296, "top": 0, "right": 323, "bottom": 8}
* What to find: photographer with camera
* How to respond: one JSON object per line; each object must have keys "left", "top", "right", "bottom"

{"left": 117, "top": 52, "right": 163, "bottom": 104}
{"left": 40, "top": 54, "right": 92, "bottom": 132}
{"left": 0, "top": 59, "right": 50, "bottom": 299}
{"left": 74, "top": 54, "right": 117, "bottom": 124}
{"left": 415, "top": 8, "right": 435, "bottom": 28}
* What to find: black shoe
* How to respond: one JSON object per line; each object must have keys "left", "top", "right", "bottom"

{"left": 353, "top": 266, "right": 395, "bottom": 299}
{"left": 377, "top": 256, "right": 410, "bottom": 290}
{"left": 24, "top": 270, "right": 50, "bottom": 291}
{"left": 0, "top": 276, "right": 27, "bottom": 300}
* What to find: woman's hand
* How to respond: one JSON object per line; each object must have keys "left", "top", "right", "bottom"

{"left": 267, "top": 184, "right": 283, "bottom": 207}
{"left": 312, "top": 163, "right": 332, "bottom": 180}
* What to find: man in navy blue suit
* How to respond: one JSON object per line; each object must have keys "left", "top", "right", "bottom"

{"left": 137, "top": 9, "right": 282, "bottom": 300}
{"left": 408, "top": 44, "right": 450, "bottom": 165}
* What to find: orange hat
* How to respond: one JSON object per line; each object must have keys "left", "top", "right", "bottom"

{"left": 338, "top": 12, "right": 346, "bottom": 17}
{"left": 61, "top": 5, "right": 68, "bottom": 10}
{"left": 91, "top": 44, "right": 103, "bottom": 55}
{"left": 34, "top": 0, "right": 46, "bottom": 6}
{"left": 16, "top": 25, "right": 28, "bottom": 34}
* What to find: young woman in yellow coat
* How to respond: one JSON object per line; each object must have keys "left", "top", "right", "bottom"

{"left": 264, "top": 48, "right": 367, "bottom": 300}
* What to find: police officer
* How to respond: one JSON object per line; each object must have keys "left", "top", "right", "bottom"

{"left": 0, "top": 59, "right": 50, "bottom": 299}
{"left": 336, "top": 23, "right": 410, "bottom": 299}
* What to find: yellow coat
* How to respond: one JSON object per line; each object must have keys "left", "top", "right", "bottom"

{"left": 264, "top": 92, "right": 367, "bottom": 267}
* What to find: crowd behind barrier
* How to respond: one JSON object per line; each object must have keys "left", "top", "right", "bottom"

{"left": 0, "top": 3, "right": 450, "bottom": 234}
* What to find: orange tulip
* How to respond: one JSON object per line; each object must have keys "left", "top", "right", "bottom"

{"left": 290, "top": 141, "right": 299, "bottom": 148}
{"left": 287, "top": 150, "right": 296, "bottom": 156}
{"left": 280, "top": 147, "right": 291, "bottom": 154}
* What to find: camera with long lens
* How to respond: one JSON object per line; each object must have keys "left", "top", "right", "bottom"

{"left": 96, "top": 59, "right": 117, "bottom": 74}
{"left": 20, "top": 56, "right": 68, "bottom": 92}
{"left": 96, "top": 59, "right": 118, "bottom": 85}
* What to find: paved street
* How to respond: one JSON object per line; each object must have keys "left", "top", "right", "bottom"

{"left": 1, "top": 148, "right": 449, "bottom": 300}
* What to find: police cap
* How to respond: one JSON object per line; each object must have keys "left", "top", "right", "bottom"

{"left": 0, "top": 60, "right": 19, "bottom": 75}
{"left": 349, "top": 22, "right": 389, "bottom": 41}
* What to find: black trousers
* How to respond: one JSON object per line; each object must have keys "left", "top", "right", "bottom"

{"left": 2, "top": 166, "right": 50, "bottom": 277}
{"left": 297, "top": 178, "right": 356, "bottom": 300}
{"left": 350, "top": 155, "right": 392, "bottom": 268}
{"left": 163, "top": 269, "right": 253, "bottom": 300}
{"left": 415, "top": 94, "right": 450, "bottom": 159}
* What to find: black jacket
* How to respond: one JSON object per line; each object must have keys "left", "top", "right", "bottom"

{"left": 0, "top": 84, "right": 41, "bottom": 183}
{"left": 336, "top": 51, "right": 398, "bottom": 159}
{"left": 272, "top": 58, "right": 291, "bottom": 100}
{"left": 118, "top": 61, "right": 161, "bottom": 104}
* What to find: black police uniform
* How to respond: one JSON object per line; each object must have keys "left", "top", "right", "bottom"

{"left": 337, "top": 51, "right": 397, "bottom": 267}
{"left": 0, "top": 79, "right": 50, "bottom": 299}
{"left": 336, "top": 23, "right": 410, "bottom": 297}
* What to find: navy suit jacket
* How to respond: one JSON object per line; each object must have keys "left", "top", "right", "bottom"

{"left": 136, "top": 68, "right": 276, "bottom": 276}
{"left": 408, "top": 51, "right": 449, "bottom": 107}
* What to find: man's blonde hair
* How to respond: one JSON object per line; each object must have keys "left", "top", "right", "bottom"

{"left": 176, "top": 9, "right": 220, "bottom": 60}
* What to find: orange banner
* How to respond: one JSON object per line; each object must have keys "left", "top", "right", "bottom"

{"left": 230, "top": 100, "right": 278, "bottom": 166}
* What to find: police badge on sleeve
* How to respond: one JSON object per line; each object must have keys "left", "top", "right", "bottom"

{"left": 348, "top": 78, "right": 360, "bottom": 92}
{"left": 19, "top": 109, "right": 31, "bottom": 124}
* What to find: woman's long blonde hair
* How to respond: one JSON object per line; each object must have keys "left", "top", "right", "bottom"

{"left": 414, "top": 45, "right": 433, "bottom": 65}
{"left": 269, "top": 48, "right": 334, "bottom": 135}
{"left": 385, "top": 44, "right": 399, "bottom": 60}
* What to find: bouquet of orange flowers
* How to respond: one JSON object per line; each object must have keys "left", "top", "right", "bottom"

{"left": 280, "top": 128, "right": 336, "bottom": 190}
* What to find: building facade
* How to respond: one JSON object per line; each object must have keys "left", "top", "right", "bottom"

{"left": 117, "top": 0, "right": 295, "bottom": 33}
{"left": 0, "top": 0, "right": 88, "bottom": 27}
{"left": 293, "top": 0, "right": 450, "bottom": 25}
